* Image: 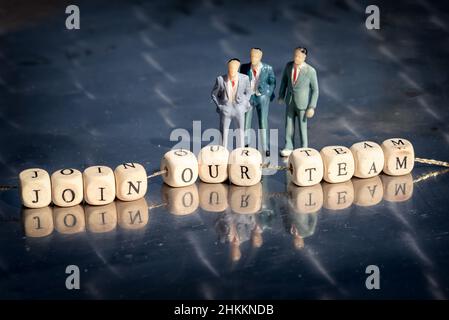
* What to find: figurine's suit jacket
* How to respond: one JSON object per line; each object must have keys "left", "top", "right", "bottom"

{"left": 240, "top": 62, "right": 276, "bottom": 101}
{"left": 278, "top": 61, "right": 319, "bottom": 110}
{"left": 211, "top": 73, "right": 252, "bottom": 114}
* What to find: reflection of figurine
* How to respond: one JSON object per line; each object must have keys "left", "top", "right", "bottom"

{"left": 240, "top": 48, "right": 276, "bottom": 156}
{"left": 278, "top": 47, "right": 319, "bottom": 157}
{"left": 211, "top": 58, "right": 252, "bottom": 149}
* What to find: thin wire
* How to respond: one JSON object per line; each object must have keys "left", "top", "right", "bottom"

{"left": 415, "top": 157, "right": 449, "bottom": 168}
{"left": 147, "top": 169, "right": 167, "bottom": 179}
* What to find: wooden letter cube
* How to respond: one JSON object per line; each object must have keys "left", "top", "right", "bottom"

{"left": 83, "top": 166, "right": 116, "bottom": 205}
{"left": 199, "top": 182, "right": 228, "bottom": 212}
{"left": 198, "top": 145, "right": 229, "bottom": 183}
{"left": 287, "top": 182, "right": 323, "bottom": 214}
{"left": 22, "top": 206, "right": 54, "bottom": 238}
{"left": 114, "top": 163, "right": 147, "bottom": 201}
{"left": 19, "top": 168, "right": 52, "bottom": 208}
{"left": 160, "top": 149, "right": 199, "bottom": 187}
{"left": 320, "top": 146, "right": 355, "bottom": 183}
{"left": 288, "top": 148, "right": 323, "bottom": 186}
{"left": 381, "top": 173, "right": 413, "bottom": 202}
{"left": 51, "top": 168, "right": 84, "bottom": 207}
{"left": 117, "top": 198, "right": 149, "bottom": 230}
{"left": 350, "top": 141, "right": 384, "bottom": 178}
{"left": 322, "top": 181, "right": 354, "bottom": 210}
{"left": 353, "top": 176, "right": 383, "bottom": 206}
{"left": 53, "top": 205, "right": 85, "bottom": 234}
{"left": 229, "top": 183, "right": 262, "bottom": 214}
{"left": 85, "top": 202, "right": 117, "bottom": 233}
{"left": 381, "top": 138, "right": 414, "bottom": 176}
{"left": 228, "top": 147, "right": 262, "bottom": 186}
{"left": 162, "top": 184, "right": 199, "bottom": 215}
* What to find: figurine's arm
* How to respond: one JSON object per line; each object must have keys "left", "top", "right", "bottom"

{"left": 278, "top": 64, "right": 288, "bottom": 103}
{"left": 306, "top": 69, "right": 319, "bottom": 118}
{"left": 211, "top": 77, "right": 222, "bottom": 108}
{"left": 267, "top": 66, "right": 276, "bottom": 101}
{"left": 308, "top": 69, "right": 319, "bottom": 109}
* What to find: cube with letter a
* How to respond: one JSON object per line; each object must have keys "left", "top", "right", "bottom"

{"left": 381, "top": 138, "right": 414, "bottom": 176}
{"left": 160, "top": 149, "right": 199, "bottom": 187}
{"left": 198, "top": 145, "right": 229, "bottom": 183}
{"left": 350, "top": 141, "right": 384, "bottom": 178}
{"left": 228, "top": 147, "right": 262, "bottom": 186}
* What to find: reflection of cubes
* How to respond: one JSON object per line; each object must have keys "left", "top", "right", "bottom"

{"left": 350, "top": 141, "right": 384, "bottom": 178}
{"left": 288, "top": 148, "right": 323, "bottom": 186}
{"left": 381, "top": 173, "right": 413, "bottom": 202}
{"left": 114, "top": 163, "right": 147, "bottom": 201}
{"left": 198, "top": 182, "right": 228, "bottom": 212}
{"left": 228, "top": 147, "right": 262, "bottom": 186}
{"left": 381, "top": 138, "right": 414, "bottom": 176}
{"left": 198, "top": 145, "right": 229, "bottom": 183}
{"left": 229, "top": 183, "right": 262, "bottom": 214}
{"left": 53, "top": 205, "right": 85, "bottom": 234}
{"left": 116, "top": 198, "right": 149, "bottom": 229}
{"left": 51, "top": 168, "right": 84, "bottom": 207}
{"left": 160, "top": 149, "right": 198, "bottom": 187}
{"left": 161, "top": 184, "right": 199, "bottom": 216}
{"left": 322, "top": 180, "right": 354, "bottom": 210}
{"left": 353, "top": 176, "right": 383, "bottom": 207}
{"left": 287, "top": 182, "right": 323, "bottom": 214}
{"left": 22, "top": 206, "right": 54, "bottom": 238}
{"left": 83, "top": 166, "right": 116, "bottom": 205}
{"left": 320, "top": 146, "right": 355, "bottom": 183}
{"left": 19, "top": 168, "right": 52, "bottom": 208}
{"left": 85, "top": 202, "right": 117, "bottom": 233}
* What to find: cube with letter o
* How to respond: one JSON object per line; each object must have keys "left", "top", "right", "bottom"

{"left": 160, "top": 149, "right": 198, "bottom": 187}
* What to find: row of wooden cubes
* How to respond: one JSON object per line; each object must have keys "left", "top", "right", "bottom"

{"left": 19, "top": 137, "right": 413, "bottom": 209}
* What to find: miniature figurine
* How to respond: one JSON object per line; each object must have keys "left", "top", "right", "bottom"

{"left": 240, "top": 48, "right": 276, "bottom": 157}
{"left": 278, "top": 47, "right": 319, "bottom": 157}
{"left": 211, "top": 58, "right": 252, "bottom": 149}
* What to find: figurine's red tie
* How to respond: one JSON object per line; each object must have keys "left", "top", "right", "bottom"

{"left": 252, "top": 69, "right": 257, "bottom": 78}
{"left": 293, "top": 66, "right": 298, "bottom": 84}
{"left": 232, "top": 80, "right": 235, "bottom": 88}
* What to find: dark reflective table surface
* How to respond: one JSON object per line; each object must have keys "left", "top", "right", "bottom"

{"left": 1, "top": 0, "right": 449, "bottom": 299}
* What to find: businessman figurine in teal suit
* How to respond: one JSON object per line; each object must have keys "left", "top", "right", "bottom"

{"left": 241, "top": 48, "right": 276, "bottom": 157}
{"left": 278, "top": 47, "right": 319, "bottom": 157}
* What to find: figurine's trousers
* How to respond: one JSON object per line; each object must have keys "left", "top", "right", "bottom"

{"left": 285, "top": 101, "right": 308, "bottom": 149}
{"left": 219, "top": 106, "right": 245, "bottom": 149}
{"left": 244, "top": 95, "right": 270, "bottom": 151}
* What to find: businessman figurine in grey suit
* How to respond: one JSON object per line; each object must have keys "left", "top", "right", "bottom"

{"left": 211, "top": 58, "right": 252, "bottom": 149}
{"left": 278, "top": 47, "right": 319, "bottom": 157}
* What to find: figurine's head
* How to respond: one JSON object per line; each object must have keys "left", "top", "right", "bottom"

{"left": 250, "top": 47, "right": 263, "bottom": 66}
{"left": 227, "top": 58, "right": 241, "bottom": 79}
{"left": 293, "top": 47, "right": 308, "bottom": 65}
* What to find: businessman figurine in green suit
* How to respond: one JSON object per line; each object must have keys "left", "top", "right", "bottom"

{"left": 278, "top": 47, "right": 319, "bottom": 157}
{"left": 241, "top": 48, "right": 276, "bottom": 157}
